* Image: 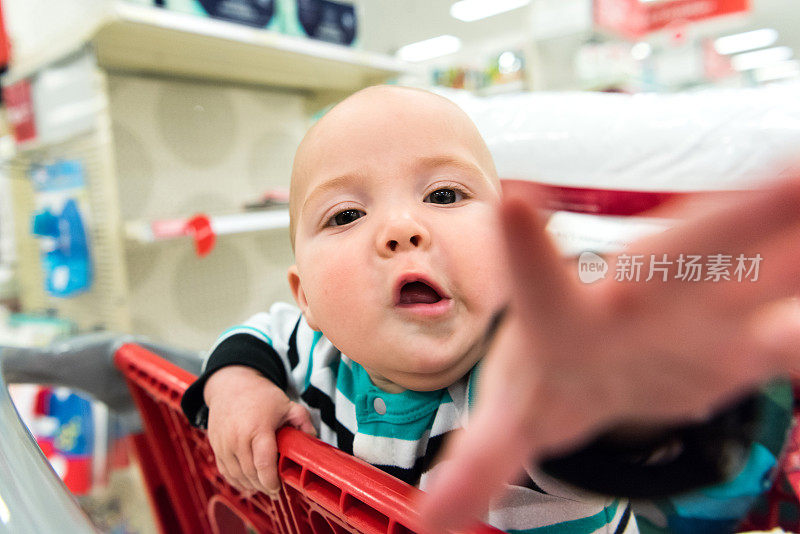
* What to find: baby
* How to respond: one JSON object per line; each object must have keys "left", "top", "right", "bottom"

{"left": 180, "top": 86, "right": 636, "bottom": 532}
{"left": 182, "top": 85, "right": 774, "bottom": 532}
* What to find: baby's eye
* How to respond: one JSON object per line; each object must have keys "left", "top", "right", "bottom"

{"left": 425, "top": 188, "right": 464, "bottom": 205}
{"left": 328, "top": 208, "right": 365, "bottom": 227}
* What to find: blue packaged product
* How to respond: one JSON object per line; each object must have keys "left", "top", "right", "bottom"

{"left": 30, "top": 160, "right": 93, "bottom": 298}
{"left": 166, "top": 0, "right": 279, "bottom": 29}
{"left": 31, "top": 199, "right": 93, "bottom": 298}
{"left": 282, "top": 0, "right": 358, "bottom": 46}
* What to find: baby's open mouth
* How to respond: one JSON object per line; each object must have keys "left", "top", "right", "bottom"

{"left": 394, "top": 276, "right": 452, "bottom": 316}
{"left": 397, "top": 281, "right": 444, "bottom": 305}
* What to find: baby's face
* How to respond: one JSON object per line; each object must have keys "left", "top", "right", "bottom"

{"left": 288, "top": 87, "right": 508, "bottom": 392}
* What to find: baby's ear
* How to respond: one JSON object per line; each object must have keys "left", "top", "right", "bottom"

{"left": 288, "top": 265, "right": 320, "bottom": 331}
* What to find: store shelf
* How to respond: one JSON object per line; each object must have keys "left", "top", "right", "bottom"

{"left": 477, "top": 80, "right": 526, "bottom": 97}
{"left": 125, "top": 209, "right": 289, "bottom": 244}
{"left": 4, "top": 2, "right": 409, "bottom": 92}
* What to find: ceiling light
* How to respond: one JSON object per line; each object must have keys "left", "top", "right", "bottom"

{"left": 397, "top": 35, "right": 461, "bottom": 62}
{"left": 631, "top": 42, "right": 652, "bottom": 61}
{"left": 731, "top": 46, "right": 793, "bottom": 71}
{"left": 498, "top": 51, "right": 522, "bottom": 74}
{"left": 714, "top": 28, "right": 779, "bottom": 55}
{"left": 450, "top": 0, "right": 531, "bottom": 22}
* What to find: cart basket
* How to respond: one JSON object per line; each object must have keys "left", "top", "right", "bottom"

{"left": 114, "top": 343, "right": 501, "bottom": 534}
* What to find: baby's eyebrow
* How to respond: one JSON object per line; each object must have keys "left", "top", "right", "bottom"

{"left": 416, "top": 155, "right": 484, "bottom": 177}
{"left": 302, "top": 172, "right": 368, "bottom": 213}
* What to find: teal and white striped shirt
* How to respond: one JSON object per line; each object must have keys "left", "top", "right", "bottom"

{"left": 185, "top": 302, "right": 636, "bottom": 534}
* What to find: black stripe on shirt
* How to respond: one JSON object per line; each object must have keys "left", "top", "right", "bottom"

{"left": 613, "top": 503, "right": 632, "bottom": 534}
{"left": 301, "top": 385, "right": 337, "bottom": 430}
{"left": 336, "top": 423, "right": 355, "bottom": 456}
{"left": 287, "top": 319, "right": 301, "bottom": 370}
{"left": 301, "top": 385, "right": 354, "bottom": 456}
{"left": 372, "top": 463, "right": 424, "bottom": 487}
{"left": 297, "top": 385, "right": 451, "bottom": 487}
{"left": 510, "top": 474, "right": 549, "bottom": 495}
{"left": 373, "top": 432, "right": 452, "bottom": 487}
{"left": 419, "top": 431, "right": 449, "bottom": 474}
{"left": 181, "top": 333, "right": 287, "bottom": 427}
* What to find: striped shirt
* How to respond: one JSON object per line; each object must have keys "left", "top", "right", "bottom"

{"left": 184, "top": 303, "right": 636, "bottom": 533}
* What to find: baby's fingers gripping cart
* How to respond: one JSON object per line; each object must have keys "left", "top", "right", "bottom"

{"left": 114, "top": 343, "right": 500, "bottom": 534}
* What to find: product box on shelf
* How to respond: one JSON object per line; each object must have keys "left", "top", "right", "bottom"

{"left": 165, "top": 0, "right": 282, "bottom": 29}
{"left": 163, "top": 0, "right": 360, "bottom": 44}
{"left": 281, "top": 0, "right": 359, "bottom": 46}
{"left": 31, "top": 386, "right": 97, "bottom": 496}
{"left": 29, "top": 160, "right": 93, "bottom": 298}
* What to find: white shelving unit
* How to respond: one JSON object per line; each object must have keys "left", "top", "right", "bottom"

{"left": 5, "top": 1, "right": 405, "bottom": 348}
{"left": 4, "top": 2, "right": 409, "bottom": 92}
{"left": 125, "top": 209, "right": 290, "bottom": 244}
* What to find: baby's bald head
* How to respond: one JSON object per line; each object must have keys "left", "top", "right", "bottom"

{"left": 288, "top": 86, "right": 498, "bottom": 249}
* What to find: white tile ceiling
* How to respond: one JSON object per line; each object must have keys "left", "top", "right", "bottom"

{"left": 360, "top": 0, "right": 800, "bottom": 60}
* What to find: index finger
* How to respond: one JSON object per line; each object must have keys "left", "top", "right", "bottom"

{"left": 252, "top": 432, "right": 281, "bottom": 496}
{"left": 500, "top": 180, "right": 578, "bottom": 322}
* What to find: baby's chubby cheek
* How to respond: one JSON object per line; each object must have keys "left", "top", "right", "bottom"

{"left": 301, "top": 243, "right": 378, "bottom": 311}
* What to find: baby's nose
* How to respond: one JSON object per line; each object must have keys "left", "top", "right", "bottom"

{"left": 377, "top": 215, "right": 430, "bottom": 256}
{"left": 387, "top": 234, "right": 421, "bottom": 252}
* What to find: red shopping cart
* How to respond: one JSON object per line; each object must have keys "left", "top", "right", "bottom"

{"left": 114, "top": 342, "right": 800, "bottom": 534}
{"left": 113, "top": 343, "right": 500, "bottom": 534}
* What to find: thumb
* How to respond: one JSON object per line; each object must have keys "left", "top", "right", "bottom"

{"left": 284, "top": 401, "right": 317, "bottom": 437}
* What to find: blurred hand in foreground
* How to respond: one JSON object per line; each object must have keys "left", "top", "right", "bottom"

{"left": 419, "top": 176, "right": 800, "bottom": 532}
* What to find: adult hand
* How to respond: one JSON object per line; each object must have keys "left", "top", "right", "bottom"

{"left": 419, "top": 176, "right": 800, "bottom": 531}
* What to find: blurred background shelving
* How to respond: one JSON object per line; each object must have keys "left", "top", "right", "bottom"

{"left": 1, "top": 2, "right": 800, "bottom": 533}
{"left": 0, "top": 0, "right": 800, "bottom": 356}
{"left": 1, "top": 0, "right": 799, "bottom": 352}
{"left": 4, "top": 2, "right": 409, "bottom": 93}
{"left": 0, "top": 0, "right": 800, "bottom": 349}
{"left": 0, "top": 0, "right": 407, "bottom": 349}
{"left": 124, "top": 209, "right": 290, "bottom": 244}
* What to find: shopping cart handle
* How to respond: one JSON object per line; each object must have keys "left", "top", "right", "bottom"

{"left": 0, "top": 333, "right": 202, "bottom": 416}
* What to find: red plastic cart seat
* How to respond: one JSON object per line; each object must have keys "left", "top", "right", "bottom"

{"left": 113, "top": 343, "right": 500, "bottom": 534}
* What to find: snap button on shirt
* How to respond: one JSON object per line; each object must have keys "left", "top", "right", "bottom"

{"left": 373, "top": 397, "right": 387, "bottom": 415}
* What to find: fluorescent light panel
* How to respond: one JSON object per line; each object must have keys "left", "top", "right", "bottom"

{"left": 714, "top": 28, "right": 778, "bottom": 55}
{"left": 731, "top": 46, "right": 793, "bottom": 71}
{"left": 397, "top": 35, "right": 461, "bottom": 62}
{"left": 450, "top": 0, "right": 531, "bottom": 22}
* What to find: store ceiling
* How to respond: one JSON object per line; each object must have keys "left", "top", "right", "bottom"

{"left": 749, "top": 0, "right": 800, "bottom": 56}
{"left": 361, "top": 0, "right": 531, "bottom": 55}
{"left": 361, "top": 0, "right": 800, "bottom": 63}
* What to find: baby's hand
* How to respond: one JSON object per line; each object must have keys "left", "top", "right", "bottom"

{"left": 203, "top": 365, "right": 316, "bottom": 496}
